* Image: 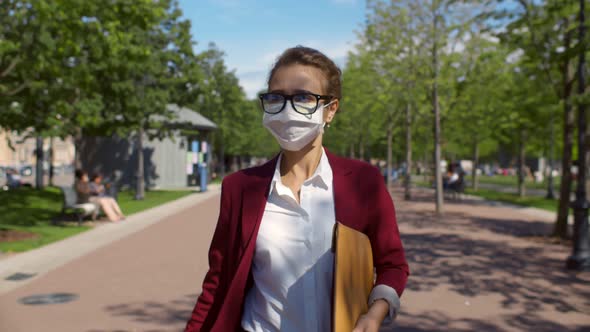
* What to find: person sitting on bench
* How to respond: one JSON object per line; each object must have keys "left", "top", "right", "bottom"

{"left": 75, "top": 169, "right": 126, "bottom": 222}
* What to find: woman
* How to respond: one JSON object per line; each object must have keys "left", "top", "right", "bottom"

{"left": 89, "top": 172, "right": 116, "bottom": 198}
{"left": 75, "top": 169, "right": 125, "bottom": 222}
{"left": 185, "top": 46, "right": 409, "bottom": 332}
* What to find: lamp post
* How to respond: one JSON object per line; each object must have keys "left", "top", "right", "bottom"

{"left": 566, "top": 0, "right": 589, "bottom": 270}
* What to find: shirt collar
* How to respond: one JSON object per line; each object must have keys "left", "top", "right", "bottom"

{"left": 269, "top": 148, "right": 333, "bottom": 197}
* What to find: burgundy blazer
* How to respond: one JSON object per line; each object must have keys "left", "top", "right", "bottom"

{"left": 185, "top": 150, "right": 409, "bottom": 332}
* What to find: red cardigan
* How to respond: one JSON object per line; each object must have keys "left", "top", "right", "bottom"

{"left": 185, "top": 150, "right": 409, "bottom": 332}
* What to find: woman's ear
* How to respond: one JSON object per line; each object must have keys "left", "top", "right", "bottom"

{"left": 325, "top": 99, "right": 339, "bottom": 124}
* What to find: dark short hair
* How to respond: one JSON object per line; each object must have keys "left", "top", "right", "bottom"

{"left": 268, "top": 46, "right": 342, "bottom": 100}
{"left": 75, "top": 169, "right": 87, "bottom": 180}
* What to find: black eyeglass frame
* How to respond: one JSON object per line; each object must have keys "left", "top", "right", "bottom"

{"left": 259, "top": 92, "right": 334, "bottom": 115}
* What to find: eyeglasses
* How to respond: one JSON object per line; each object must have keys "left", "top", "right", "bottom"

{"left": 259, "top": 92, "right": 333, "bottom": 115}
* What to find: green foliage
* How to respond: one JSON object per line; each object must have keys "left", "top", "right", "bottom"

{"left": 0, "top": 0, "right": 201, "bottom": 140}
{"left": 188, "top": 44, "right": 276, "bottom": 159}
{"left": 335, "top": 0, "right": 585, "bottom": 171}
{"left": 0, "top": 0, "right": 276, "bottom": 179}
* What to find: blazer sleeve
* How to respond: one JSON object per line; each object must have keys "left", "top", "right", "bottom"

{"left": 185, "top": 180, "right": 233, "bottom": 332}
{"left": 364, "top": 165, "right": 409, "bottom": 297}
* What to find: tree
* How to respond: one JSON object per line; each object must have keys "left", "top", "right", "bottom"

{"left": 190, "top": 44, "right": 254, "bottom": 176}
{"left": 0, "top": 0, "right": 110, "bottom": 188}
{"left": 81, "top": 0, "right": 197, "bottom": 199}
{"left": 496, "top": 0, "right": 582, "bottom": 238}
{"left": 444, "top": 29, "right": 513, "bottom": 192}
{"left": 363, "top": 0, "right": 430, "bottom": 198}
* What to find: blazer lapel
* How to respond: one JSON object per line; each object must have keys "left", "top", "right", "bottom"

{"left": 326, "top": 150, "right": 355, "bottom": 227}
{"left": 239, "top": 155, "right": 278, "bottom": 256}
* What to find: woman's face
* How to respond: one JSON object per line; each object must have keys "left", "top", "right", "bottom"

{"left": 269, "top": 64, "right": 338, "bottom": 124}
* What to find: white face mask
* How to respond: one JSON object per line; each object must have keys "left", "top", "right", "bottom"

{"left": 263, "top": 101, "right": 333, "bottom": 151}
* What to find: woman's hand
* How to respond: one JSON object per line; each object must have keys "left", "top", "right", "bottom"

{"left": 352, "top": 299, "right": 389, "bottom": 332}
{"left": 352, "top": 314, "right": 381, "bottom": 332}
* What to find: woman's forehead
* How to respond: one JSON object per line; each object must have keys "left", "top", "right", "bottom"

{"left": 269, "top": 64, "right": 325, "bottom": 93}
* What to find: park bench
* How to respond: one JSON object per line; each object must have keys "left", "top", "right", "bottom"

{"left": 444, "top": 174, "right": 465, "bottom": 200}
{"left": 56, "top": 186, "right": 99, "bottom": 225}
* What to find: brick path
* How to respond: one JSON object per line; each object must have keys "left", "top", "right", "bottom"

{"left": 0, "top": 185, "right": 588, "bottom": 331}
{"left": 0, "top": 193, "right": 221, "bottom": 332}
{"left": 393, "top": 187, "right": 590, "bottom": 332}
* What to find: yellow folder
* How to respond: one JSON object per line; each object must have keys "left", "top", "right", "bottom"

{"left": 332, "top": 222, "right": 374, "bottom": 332}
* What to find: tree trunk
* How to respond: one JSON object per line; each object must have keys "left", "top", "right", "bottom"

{"left": 349, "top": 143, "right": 355, "bottom": 159}
{"left": 554, "top": 23, "right": 575, "bottom": 239}
{"left": 49, "top": 136, "right": 54, "bottom": 186}
{"left": 218, "top": 141, "right": 226, "bottom": 179}
{"left": 359, "top": 139, "right": 365, "bottom": 161}
{"left": 231, "top": 155, "right": 239, "bottom": 172}
{"left": 404, "top": 102, "right": 412, "bottom": 200}
{"left": 387, "top": 122, "right": 393, "bottom": 189}
{"left": 567, "top": 0, "right": 590, "bottom": 268}
{"left": 135, "top": 127, "right": 145, "bottom": 200}
{"left": 472, "top": 138, "right": 479, "bottom": 191}
{"left": 517, "top": 130, "right": 526, "bottom": 198}
{"left": 35, "top": 135, "right": 44, "bottom": 189}
{"left": 73, "top": 127, "right": 84, "bottom": 170}
{"left": 546, "top": 111, "right": 556, "bottom": 199}
{"left": 432, "top": 5, "right": 443, "bottom": 215}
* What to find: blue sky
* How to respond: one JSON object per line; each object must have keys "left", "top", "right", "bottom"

{"left": 177, "top": 0, "right": 366, "bottom": 98}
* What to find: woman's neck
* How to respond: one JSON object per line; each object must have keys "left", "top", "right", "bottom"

{"left": 280, "top": 135, "right": 323, "bottom": 181}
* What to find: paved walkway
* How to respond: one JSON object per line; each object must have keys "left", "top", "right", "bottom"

{"left": 0, "top": 185, "right": 588, "bottom": 331}
{"left": 0, "top": 187, "right": 221, "bottom": 332}
{"left": 393, "top": 187, "right": 589, "bottom": 332}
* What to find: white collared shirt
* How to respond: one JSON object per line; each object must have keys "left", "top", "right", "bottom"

{"left": 241, "top": 148, "right": 399, "bottom": 332}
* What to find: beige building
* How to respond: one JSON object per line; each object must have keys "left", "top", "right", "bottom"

{"left": 0, "top": 130, "right": 75, "bottom": 169}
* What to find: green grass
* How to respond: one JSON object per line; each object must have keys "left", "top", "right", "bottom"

{"left": 476, "top": 175, "right": 561, "bottom": 190}
{"left": 0, "top": 187, "right": 193, "bottom": 253}
{"left": 416, "top": 174, "right": 564, "bottom": 191}
{"left": 465, "top": 188, "right": 558, "bottom": 212}
{"left": 414, "top": 180, "right": 431, "bottom": 188}
{"left": 411, "top": 179, "right": 557, "bottom": 212}
{"left": 116, "top": 190, "right": 193, "bottom": 215}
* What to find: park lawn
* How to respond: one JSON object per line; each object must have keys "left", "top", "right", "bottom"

{"left": 475, "top": 175, "right": 561, "bottom": 190}
{"left": 0, "top": 187, "right": 193, "bottom": 253}
{"left": 411, "top": 180, "right": 557, "bottom": 212}
{"left": 465, "top": 188, "right": 558, "bottom": 212}
{"left": 116, "top": 190, "right": 194, "bottom": 215}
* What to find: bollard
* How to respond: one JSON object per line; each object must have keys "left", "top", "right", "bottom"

{"left": 200, "top": 164, "right": 208, "bottom": 192}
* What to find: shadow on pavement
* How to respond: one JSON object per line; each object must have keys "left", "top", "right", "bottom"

{"left": 394, "top": 310, "right": 590, "bottom": 332}
{"left": 395, "top": 188, "right": 590, "bottom": 332}
{"left": 97, "top": 293, "right": 198, "bottom": 330}
{"left": 401, "top": 208, "right": 553, "bottom": 238}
